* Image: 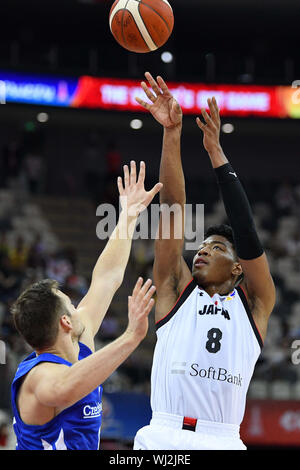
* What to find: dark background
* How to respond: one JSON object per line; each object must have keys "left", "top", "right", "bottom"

{"left": 0, "top": 0, "right": 299, "bottom": 186}
{"left": 1, "top": 0, "right": 300, "bottom": 85}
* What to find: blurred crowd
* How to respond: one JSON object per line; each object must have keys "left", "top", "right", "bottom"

{"left": 0, "top": 128, "right": 300, "bottom": 448}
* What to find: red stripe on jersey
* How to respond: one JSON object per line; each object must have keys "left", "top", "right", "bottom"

{"left": 239, "top": 284, "right": 264, "bottom": 346}
{"left": 155, "top": 278, "right": 194, "bottom": 326}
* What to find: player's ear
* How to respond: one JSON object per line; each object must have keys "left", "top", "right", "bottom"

{"left": 232, "top": 262, "right": 243, "bottom": 278}
{"left": 60, "top": 315, "right": 73, "bottom": 333}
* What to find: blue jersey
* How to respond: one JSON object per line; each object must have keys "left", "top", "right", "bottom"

{"left": 11, "top": 342, "right": 103, "bottom": 450}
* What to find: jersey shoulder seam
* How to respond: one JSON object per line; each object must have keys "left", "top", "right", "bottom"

{"left": 155, "top": 279, "right": 197, "bottom": 331}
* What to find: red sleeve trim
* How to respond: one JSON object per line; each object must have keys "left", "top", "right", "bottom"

{"left": 155, "top": 278, "right": 194, "bottom": 326}
{"left": 238, "top": 284, "right": 264, "bottom": 348}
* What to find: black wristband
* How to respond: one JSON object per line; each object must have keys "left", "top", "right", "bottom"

{"left": 214, "top": 163, "right": 264, "bottom": 260}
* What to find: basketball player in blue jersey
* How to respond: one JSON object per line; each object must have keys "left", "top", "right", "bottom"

{"left": 133, "top": 73, "right": 276, "bottom": 450}
{"left": 11, "top": 161, "right": 162, "bottom": 450}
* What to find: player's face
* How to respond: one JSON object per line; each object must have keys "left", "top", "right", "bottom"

{"left": 56, "top": 290, "right": 85, "bottom": 340}
{"left": 192, "top": 235, "right": 239, "bottom": 287}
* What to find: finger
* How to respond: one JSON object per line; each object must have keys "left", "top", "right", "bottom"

{"left": 141, "top": 278, "right": 153, "bottom": 294}
{"left": 170, "top": 100, "right": 183, "bottom": 126}
{"left": 212, "top": 96, "right": 221, "bottom": 124}
{"left": 141, "top": 81, "right": 156, "bottom": 102}
{"left": 201, "top": 108, "right": 214, "bottom": 128}
{"left": 123, "top": 165, "right": 130, "bottom": 189}
{"left": 171, "top": 99, "right": 182, "bottom": 116}
{"left": 208, "top": 98, "right": 218, "bottom": 123}
{"left": 145, "top": 71, "right": 162, "bottom": 96}
{"left": 196, "top": 117, "right": 206, "bottom": 131}
{"left": 137, "top": 161, "right": 146, "bottom": 187}
{"left": 139, "top": 288, "right": 156, "bottom": 314}
{"left": 137, "top": 278, "right": 153, "bottom": 301}
{"left": 148, "top": 183, "right": 163, "bottom": 200}
{"left": 132, "top": 277, "right": 144, "bottom": 298}
{"left": 130, "top": 160, "right": 137, "bottom": 186}
{"left": 212, "top": 96, "right": 220, "bottom": 115}
{"left": 156, "top": 76, "right": 172, "bottom": 97}
{"left": 117, "top": 176, "right": 124, "bottom": 195}
{"left": 135, "top": 96, "right": 151, "bottom": 111}
{"left": 141, "top": 285, "right": 156, "bottom": 307}
{"left": 143, "top": 298, "right": 155, "bottom": 317}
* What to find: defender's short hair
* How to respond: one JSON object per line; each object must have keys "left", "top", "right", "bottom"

{"left": 11, "top": 279, "right": 67, "bottom": 350}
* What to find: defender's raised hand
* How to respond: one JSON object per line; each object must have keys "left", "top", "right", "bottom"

{"left": 126, "top": 277, "right": 156, "bottom": 341}
{"left": 136, "top": 72, "right": 182, "bottom": 130}
{"left": 118, "top": 160, "right": 163, "bottom": 218}
{"left": 196, "top": 97, "right": 222, "bottom": 154}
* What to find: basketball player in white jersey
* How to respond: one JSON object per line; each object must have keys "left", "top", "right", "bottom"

{"left": 133, "top": 73, "right": 276, "bottom": 450}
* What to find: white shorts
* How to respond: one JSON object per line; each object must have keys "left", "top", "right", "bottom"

{"left": 133, "top": 412, "right": 247, "bottom": 451}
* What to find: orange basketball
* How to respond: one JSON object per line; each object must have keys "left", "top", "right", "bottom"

{"left": 109, "top": 0, "right": 174, "bottom": 53}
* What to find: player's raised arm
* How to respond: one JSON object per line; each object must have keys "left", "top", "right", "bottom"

{"left": 30, "top": 278, "right": 156, "bottom": 410}
{"left": 76, "top": 161, "right": 162, "bottom": 345}
{"left": 136, "top": 73, "right": 192, "bottom": 322}
{"left": 196, "top": 98, "right": 276, "bottom": 338}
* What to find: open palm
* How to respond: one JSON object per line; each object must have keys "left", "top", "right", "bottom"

{"left": 136, "top": 72, "right": 182, "bottom": 129}
{"left": 118, "top": 161, "right": 163, "bottom": 218}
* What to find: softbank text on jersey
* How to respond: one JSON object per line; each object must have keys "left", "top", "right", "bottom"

{"left": 190, "top": 365, "right": 243, "bottom": 387}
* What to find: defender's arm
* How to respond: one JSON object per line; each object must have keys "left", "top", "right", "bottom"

{"left": 77, "top": 161, "right": 162, "bottom": 344}
{"left": 30, "top": 278, "right": 156, "bottom": 410}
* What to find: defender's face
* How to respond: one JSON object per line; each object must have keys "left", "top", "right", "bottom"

{"left": 192, "top": 235, "right": 238, "bottom": 287}
{"left": 56, "top": 290, "right": 85, "bottom": 339}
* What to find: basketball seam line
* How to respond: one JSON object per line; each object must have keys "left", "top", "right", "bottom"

{"left": 136, "top": 1, "right": 158, "bottom": 49}
{"left": 130, "top": 3, "right": 153, "bottom": 51}
{"left": 128, "top": 0, "right": 157, "bottom": 50}
{"left": 132, "top": 0, "right": 172, "bottom": 34}
{"left": 121, "top": 1, "right": 131, "bottom": 49}
{"left": 122, "top": 1, "right": 152, "bottom": 52}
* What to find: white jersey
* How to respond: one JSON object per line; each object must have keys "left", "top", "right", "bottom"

{"left": 151, "top": 279, "right": 263, "bottom": 426}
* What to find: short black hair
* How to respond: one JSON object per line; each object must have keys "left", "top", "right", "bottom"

{"left": 205, "top": 224, "right": 236, "bottom": 250}
{"left": 11, "top": 279, "right": 67, "bottom": 350}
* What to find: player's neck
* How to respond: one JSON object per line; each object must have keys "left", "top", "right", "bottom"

{"left": 202, "top": 281, "right": 235, "bottom": 298}
{"left": 36, "top": 335, "right": 79, "bottom": 364}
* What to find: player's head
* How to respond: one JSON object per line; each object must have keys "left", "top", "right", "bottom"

{"left": 11, "top": 279, "right": 85, "bottom": 352}
{"left": 192, "top": 224, "right": 243, "bottom": 290}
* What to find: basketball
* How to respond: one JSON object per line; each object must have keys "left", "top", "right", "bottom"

{"left": 109, "top": 0, "right": 174, "bottom": 54}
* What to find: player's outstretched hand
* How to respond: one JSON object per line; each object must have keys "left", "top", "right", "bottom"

{"left": 118, "top": 160, "right": 163, "bottom": 218}
{"left": 135, "top": 72, "right": 182, "bottom": 130}
{"left": 196, "top": 97, "right": 221, "bottom": 154}
{"left": 126, "top": 277, "right": 156, "bottom": 341}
